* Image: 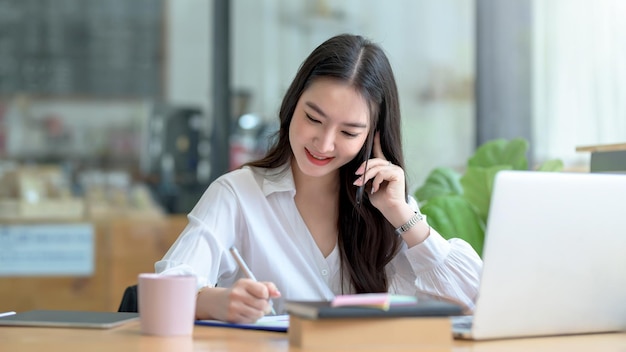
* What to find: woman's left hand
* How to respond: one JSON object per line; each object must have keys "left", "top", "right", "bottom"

{"left": 353, "top": 132, "right": 406, "bottom": 214}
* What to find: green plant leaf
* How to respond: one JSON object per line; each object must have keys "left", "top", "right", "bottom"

{"left": 460, "top": 165, "right": 512, "bottom": 222}
{"left": 412, "top": 137, "right": 564, "bottom": 257}
{"left": 413, "top": 167, "right": 462, "bottom": 204}
{"left": 468, "top": 138, "right": 529, "bottom": 170}
{"left": 536, "top": 159, "right": 564, "bottom": 171}
{"left": 420, "top": 195, "right": 485, "bottom": 256}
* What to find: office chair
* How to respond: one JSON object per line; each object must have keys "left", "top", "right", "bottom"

{"left": 118, "top": 284, "right": 138, "bottom": 313}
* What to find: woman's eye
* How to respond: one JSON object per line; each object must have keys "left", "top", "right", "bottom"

{"left": 342, "top": 131, "right": 358, "bottom": 138}
{"left": 305, "top": 114, "right": 321, "bottom": 124}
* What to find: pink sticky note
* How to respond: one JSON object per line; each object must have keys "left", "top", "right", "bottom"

{"left": 331, "top": 293, "right": 392, "bottom": 309}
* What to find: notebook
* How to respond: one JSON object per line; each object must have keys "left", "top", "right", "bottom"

{"left": 453, "top": 170, "right": 626, "bottom": 340}
{"left": 196, "top": 315, "right": 289, "bottom": 332}
{"left": 0, "top": 310, "right": 139, "bottom": 329}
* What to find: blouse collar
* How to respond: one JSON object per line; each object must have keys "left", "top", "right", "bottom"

{"left": 249, "top": 164, "right": 296, "bottom": 197}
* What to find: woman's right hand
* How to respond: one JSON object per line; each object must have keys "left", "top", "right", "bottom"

{"left": 196, "top": 278, "right": 281, "bottom": 323}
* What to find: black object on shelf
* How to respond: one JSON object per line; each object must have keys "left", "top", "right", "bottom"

{"left": 142, "top": 105, "right": 210, "bottom": 214}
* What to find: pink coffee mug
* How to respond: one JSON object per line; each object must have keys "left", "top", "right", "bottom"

{"left": 138, "top": 273, "right": 197, "bottom": 336}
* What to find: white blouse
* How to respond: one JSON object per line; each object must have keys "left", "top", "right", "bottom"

{"left": 155, "top": 165, "right": 482, "bottom": 313}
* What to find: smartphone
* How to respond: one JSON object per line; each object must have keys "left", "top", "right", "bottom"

{"left": 356, "top": 131, "right": 376, "bottom": 206}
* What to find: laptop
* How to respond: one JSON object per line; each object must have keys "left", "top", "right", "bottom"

{"left": 453, "top": 170, "right": 626, "bottom": 340}
{"left": 0, "top": 310, "right": 139, "bottom": 329}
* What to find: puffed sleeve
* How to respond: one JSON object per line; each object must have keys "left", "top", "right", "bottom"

{"left": 154, "top": 178, "right": 241, "bottom": 290}
{"left": 388, "top": 197, "right": 482, "bottom": 313}
{"left": 402, "top": 228, "right": 481, "bottom": 313}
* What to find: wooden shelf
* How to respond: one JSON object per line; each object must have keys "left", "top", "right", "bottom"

{"left": 0, "top": 215, "right": 187, "bottom": 313}
{"left": 576, "top": 143, "right": 626, "bottom": 173}
{"left": 576, "top": 143, "right": 626, "bottom": 153}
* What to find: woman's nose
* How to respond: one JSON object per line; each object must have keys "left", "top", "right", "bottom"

{"left": 315, "top": 130, "right": 335, "bottom": 153}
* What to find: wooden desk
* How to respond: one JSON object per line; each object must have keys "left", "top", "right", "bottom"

{"left": 1, "top": 321, "right": 625, "bottom": 352}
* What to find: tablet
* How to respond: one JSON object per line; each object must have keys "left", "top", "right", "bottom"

{"left": 0, "top": 310, "right": 139, "bottom": 329}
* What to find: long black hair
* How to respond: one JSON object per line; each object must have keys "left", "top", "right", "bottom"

{"left": 245, "top": 34, "right": 405, "bottom": 293}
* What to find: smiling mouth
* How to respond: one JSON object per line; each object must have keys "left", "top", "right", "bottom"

{"left": 305, "top": 148, "right": 334, "bottom": 165}
{"left": 309, "top": 151, "right": 328, "bottom": 160}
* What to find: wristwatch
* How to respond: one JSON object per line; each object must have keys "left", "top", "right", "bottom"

{"left": 395, "top": 211, "right": 424, "bottom": 236}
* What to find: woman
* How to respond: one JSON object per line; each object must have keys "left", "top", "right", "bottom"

{"left": 156, "top": 34, "right": 482, "bottom": 323}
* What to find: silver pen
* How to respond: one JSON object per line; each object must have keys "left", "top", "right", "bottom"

{"left": 229, "top": 246, "right": 277, "bottom": 315}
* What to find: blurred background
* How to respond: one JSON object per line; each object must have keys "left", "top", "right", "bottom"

{"left": 1, "top": 0, "right": 625, "bottom": 312}
{"left": 1, "top": 0, "right": 625, "bottom": 216}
